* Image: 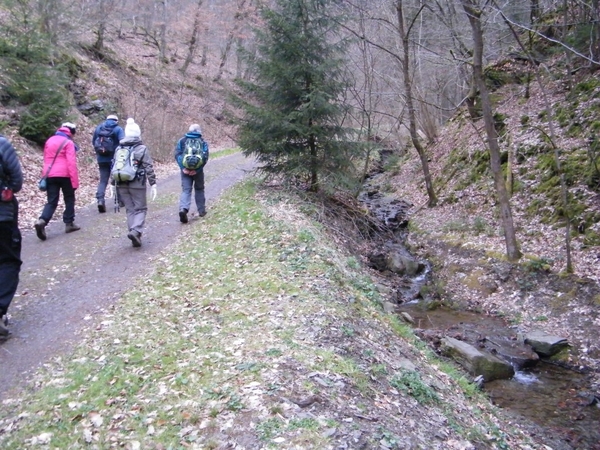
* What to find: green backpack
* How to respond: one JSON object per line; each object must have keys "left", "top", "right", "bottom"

{"left": 182, "top": 138, "right": 207, "bottom": 170}
{"left": 111, "top": 145, "right": 140, "bottom": 182}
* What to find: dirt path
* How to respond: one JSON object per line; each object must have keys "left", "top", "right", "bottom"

{"left": 0, "top": 152, "right": 255, "bottom": 400}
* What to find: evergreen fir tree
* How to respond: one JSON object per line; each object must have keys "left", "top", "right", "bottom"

{"left": 234, "top": 0, "right": 355, "bottom": 192}
{"left": 0, "top": 0, "right": 71, "bottom": 144}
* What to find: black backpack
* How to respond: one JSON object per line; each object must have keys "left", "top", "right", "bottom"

{"left": 94, "top": 124, "right": 116, "bottom": 156}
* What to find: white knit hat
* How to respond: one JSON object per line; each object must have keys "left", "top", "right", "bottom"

{"left": 107, "top": 114, "right": 119, "bottom": 121}
{"left": 125, "top": 118, "right": 141, "bottom": 138}
{"left": 189, "top": 123, "right": 201, "bottom": 133}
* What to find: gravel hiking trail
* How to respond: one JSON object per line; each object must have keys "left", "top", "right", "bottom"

{"left": 0, "top": 152, "right": 255, "bottom": 400}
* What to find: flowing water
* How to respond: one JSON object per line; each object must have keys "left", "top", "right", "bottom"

{"left": 397, "top": 302, "right": 600, "bottom": 449}
{"left": 359, "top": 170, "right": 600, "bottom": 449}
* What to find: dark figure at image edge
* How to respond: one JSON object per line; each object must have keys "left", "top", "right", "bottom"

{"left": 0, "top": 135, "right": 23, "bottom": 336}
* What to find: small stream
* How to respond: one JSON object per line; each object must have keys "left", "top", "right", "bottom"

{"left": 396, "top": 303, "right": 600, "bottom": 449}
{"left": 358, "top": 171, "right": 600, "bottom": 449}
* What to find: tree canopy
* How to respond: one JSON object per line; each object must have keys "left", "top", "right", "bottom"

{"left": 234, "top": 0, "right": 357, "bottom": 192}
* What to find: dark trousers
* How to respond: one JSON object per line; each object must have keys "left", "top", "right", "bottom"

{"left": 96, "top": 162, "right": 111, "bottom": 201}
{"left": 40, "top": 177, "right": 76, "bottom": 224}
{"left": 0, "top": 218, "right": 22, "bottom": 316}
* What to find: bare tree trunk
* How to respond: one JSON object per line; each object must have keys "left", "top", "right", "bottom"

{"left": 592, "top": 0, "right": 600, "bottom": 69}
{"left": 506, "top": 145, "right": 513, "bottom": 196}
{"left": 464, "top": 78, "right": 481, "bottom": 120}
{"left": 158, "top": 0, "right": 168, "bottom": 63}
{"left": 562, "top": 0, "right": 573, "bottom": 88}
{"left": 530, "top": 0, "right": 540, "bottom": 22}
{"left": 495, "top": 0, "right": 573, "bottom": 271}
{"left": 235, "top": 37, "right": 244, "bottom": 78}
{"left": 215, "top": 0, "right": 250, "bottom": 82}
{"left": 309, "top": 131, "right": 318, "bottom": 192}
{"left": 396, "top": 0, "right": 437, "bottom": 207}
{"left": 181, "top": 0, "right": 204, "bottom": 75}
{"left": 355, "top": 11, "right": 374, "bottom": 196}
{"left": 462, "top": 0, "right": 521, "bottom": 261}
{"left": 38, "top": 0, "right": 60, "bottom": 44}
{"left": 215, "top": 32, "right": 235, "bottom": 81}
{"left": 93, "top": 0, "right": 110, "bottom": 52}
{"left": 201, "top": 25, "right": 209, "bottom": 67}
{"left": 95, "top": 21, "right": 107, "bottom": 52}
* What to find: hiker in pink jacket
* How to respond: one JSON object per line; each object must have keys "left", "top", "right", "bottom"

{"left": 34, "top": 123, "right": 81, "bottom": 241}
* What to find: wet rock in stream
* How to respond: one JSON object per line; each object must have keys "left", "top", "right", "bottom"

{"left": 525, "top": 330, "right": 570, "bottom": 356}
{"left": 441, "top": 336, "right": 515, "bottom": 381}
{"left": 368, "top": 243, "right": 425, "bottom": 276}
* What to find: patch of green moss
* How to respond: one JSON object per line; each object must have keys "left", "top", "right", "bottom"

{"left": 538, "top": 110, "right": 547, "bottom": 121}
{"left": 589, "top": 120, "right": 600, "bottom": 132}
{"left": 484, "top": 67, "right": 512, "bottom": 89}
{"left": 528, "top": 147, "right": 597, "bottom": 226}
{"left": 512, "top": 178, "right": 525, "bottom": 193}
{"left": 583, "top": 229, "right": 600, "bottom": 247}
{"left": 554, "top": 106, "right": 573, "bottom": 128}
{"left": 567, "top": 122, "right": 583, "bottom": 137}
{"left": 494, "top": 113, "right": 507, "bottom": 135}
{"left": 516, "top": 143, "right": 553, "bottom": 164}
{"left": 568, "top": 78, "right": 600, "bottom": 102}
{"left": 521, "top": 256, "right": 552, "bottom": 273}
{"left": 441, "top": 148, "right": 491, "bottom": 191}
{"left": 442, "top": 193, "right": 459, "bottom": 205}
{"left": 465, "top": 151, "right": 490, "bottom": 188}
{"left": 60, "top": 54, "right": 85, "bottom": 79}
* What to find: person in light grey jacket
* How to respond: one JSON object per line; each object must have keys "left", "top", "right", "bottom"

{"left": 114, "top": 118, "right": 157, "bottom": 248}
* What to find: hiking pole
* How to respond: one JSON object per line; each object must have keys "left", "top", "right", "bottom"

{"left": 114, "top": 183, "right": 120, "bottom": 213}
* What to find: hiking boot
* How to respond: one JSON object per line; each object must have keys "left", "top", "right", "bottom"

{"left": 65, "top": 222, "right": 81, "bottom": 233}
{"left": 98, "top": 200, "right": 106, "bottom": 213}
{"left": 127, "top": 231, "right": 142, "bottom": 247}
{"left": 179, "top": 209, "right": 188, "bottom": 223}
{"left": 0, "top": 315, "right": 10, "bottom": 337}
{"left": 34, "top": 219, "right": 47, "bottom": 241}
{"left": 198, "top": 210, "right": 207, "bottom": 217}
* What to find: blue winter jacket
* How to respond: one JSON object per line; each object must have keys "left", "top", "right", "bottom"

{"left": 0, "top": 135, "right": 23, "bottom": 223}
{"left": 92, "top": 119, "right": 125, "bottom": 163}
{"left": 175, "top": 131, "right": 209, "bottom": 170}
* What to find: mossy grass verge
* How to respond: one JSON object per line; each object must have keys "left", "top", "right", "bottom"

{"left": 0, "top": 179, "right": 533, "bottom": 449}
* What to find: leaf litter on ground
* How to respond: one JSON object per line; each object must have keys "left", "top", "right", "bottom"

{"left": 0, "top": 179, "right": 548, "bottom": 449}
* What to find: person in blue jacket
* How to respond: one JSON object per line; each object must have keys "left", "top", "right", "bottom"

{"left": 0, "top": 135, "right": 23, "bottom": 336}
{"left": 92, "top": 114, "right": 124, "bottom": 212}
{"left": 174, "top": 124, "right": 209, "bottom": 223}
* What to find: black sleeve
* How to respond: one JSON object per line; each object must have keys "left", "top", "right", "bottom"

{"left": 0, "top": 137, "right": 23, "bottom": 193}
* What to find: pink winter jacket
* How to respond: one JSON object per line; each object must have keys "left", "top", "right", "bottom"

{"left": 41, "top": 127, "right": 79, "bottom": 189}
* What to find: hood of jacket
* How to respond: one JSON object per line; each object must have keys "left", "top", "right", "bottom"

{"left": 185, "top": 131, "right": 202, "bottom": 139}
{"left": 119, "top": 136, "right": 143, "bottom": 147}
{"left": 56, "top": 127, "right": 74, "bottom": 139}
{"left": 103, "top": 119, "right": 118, "bottom": 129}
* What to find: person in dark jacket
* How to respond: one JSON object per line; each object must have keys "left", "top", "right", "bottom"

{"left": 0, "top": 135, "right": 23, "bottom": 336}
{"left": 34, "top": 123, "right": 80, "bottom": 241}
{"left": 92, "top": 114, "right": 124, "bottom": 212}
{"left": 115, "top": 118, "right": 157, "bottom": 248}
{"left": 174, "top": 124, "right": 209, "bottom": 223}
